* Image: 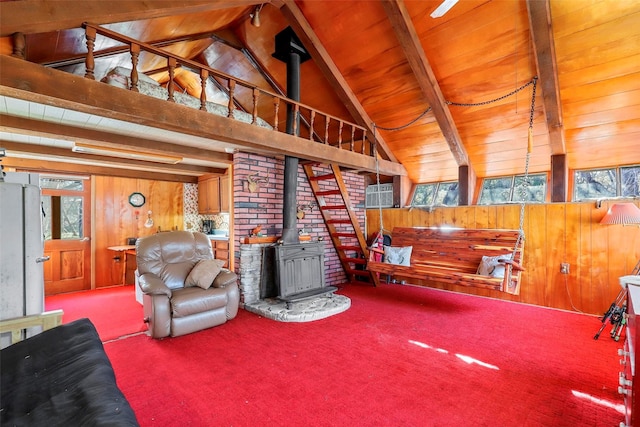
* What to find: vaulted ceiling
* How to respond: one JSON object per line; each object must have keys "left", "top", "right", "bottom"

{"left": 1, "top": 0, "right": 639, "bottom": 187}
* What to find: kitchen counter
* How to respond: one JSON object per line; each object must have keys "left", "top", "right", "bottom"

{"left": 206, "top": 234, "right": 229, "bottom": 241}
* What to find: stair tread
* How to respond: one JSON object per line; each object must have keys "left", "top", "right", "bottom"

{"left": 316, "top": 189, "right": 342, "bottom": 196}
{"left": 310, "top": 173, "right": 336, "bottom": 181}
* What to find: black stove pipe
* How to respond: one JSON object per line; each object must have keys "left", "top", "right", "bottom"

{"left": 281, "top": 51, "right": 301, "bottom": 244}
{"left": 273, "top": 27, "right": 311, "bottom": 245}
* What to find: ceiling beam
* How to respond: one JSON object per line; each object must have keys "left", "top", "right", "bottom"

{"left": 0, "top": 114, "right": 233, "bottom": 165}
{"left": 1, "top": 156, "right": 198, "bottom": 183}
{"left": 526, "top": 0, "right": 566, "bottom": 155}
{"left": 381, "top": 0, "right": 470, "bottom": 168}
{"left": 0, "top": 141, "right": 222, "bottom": 176}
{"left": 280, "top": 0, "right": 401, "bottom": 165}
{"left": 0, "top": 0, "right": 263, "bottom": 37}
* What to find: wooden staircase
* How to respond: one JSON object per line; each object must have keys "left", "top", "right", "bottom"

{"left": 303, "top": 163, "right": 379, "bottom": 286}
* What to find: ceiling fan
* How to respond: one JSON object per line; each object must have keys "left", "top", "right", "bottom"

{"left": 430, "top": 0, "right": 459, "bottom": 18}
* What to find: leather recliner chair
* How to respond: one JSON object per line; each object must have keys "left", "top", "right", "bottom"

{"left": 136, "top": 230, "right": 239, "bottom": 338}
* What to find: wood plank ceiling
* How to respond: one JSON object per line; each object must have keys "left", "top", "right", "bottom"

{"left": 0, "top": 0, "right": 638, "bottom": 187}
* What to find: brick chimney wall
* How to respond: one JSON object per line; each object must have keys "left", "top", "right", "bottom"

{"left": 233, "top": 152, "right": 367, "bottom": 287}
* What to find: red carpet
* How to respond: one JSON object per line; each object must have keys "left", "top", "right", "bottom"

{"left": 102, "top": 284, "right": 623, "bottom": 426}
{"left": 45, "top": 285, "right": 145, "bottom": 342}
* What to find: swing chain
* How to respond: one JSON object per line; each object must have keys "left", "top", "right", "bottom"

{"left": 373, "top": 124, "right": 385, "bottom": 236}
{"left": 369, "top": 76, "right": 539, "bottom": 260}
{"left": 512, "top": 76, "right": 538, "bottom": 260}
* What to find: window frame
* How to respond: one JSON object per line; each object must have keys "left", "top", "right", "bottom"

{"left": 477, "top": 173, "right": 548, "bottom": 205}
{"left": 573, "top": 164, "right": 640, "bottom": 201}
{"left": 410, "top": 181, "right": 459, "bottom": 207}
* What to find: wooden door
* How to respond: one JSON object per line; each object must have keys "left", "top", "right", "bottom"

{"left": 41, "top": 176, "right": 91, "bottom": 295}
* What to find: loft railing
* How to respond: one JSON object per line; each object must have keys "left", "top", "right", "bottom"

{"left": 83, "top": 23, "right": 375, "bottom": 157}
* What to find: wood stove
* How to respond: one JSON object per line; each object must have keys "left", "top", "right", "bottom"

{"left": 274, "top": 241, "right": 325, "bottom": 298}
{"left": 259, "top": 27, "right": 336, "bottom": 303}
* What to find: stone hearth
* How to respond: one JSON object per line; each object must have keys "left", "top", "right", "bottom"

{"left": 244, "top": 294, "right": 351, "bottom": 322}
{"left": 239, "top": 242, "right": 350, "bottom": 322}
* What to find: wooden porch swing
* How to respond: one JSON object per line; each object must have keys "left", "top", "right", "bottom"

{"left": 366, "top": 77, "right": 538, "bottom": 296}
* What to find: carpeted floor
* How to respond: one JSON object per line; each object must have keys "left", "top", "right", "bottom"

{"left": 45, "top": 285, "right": 145, "bottom": 342}
{"left": 97, "top": 284, "right": 623, "bottom": 427}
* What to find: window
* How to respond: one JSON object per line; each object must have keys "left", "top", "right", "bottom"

{"left": 40, "top": 177, "right": 84, "bottom": 191}
{"left": 478, "top": 173, "right": 546, "bottom": 205}
{"left": 366, "top": 183, "right": 394, "bottom": 208}
{"left": 411, "top": 182, "right": 458, "bottom": 207}
{"left": 574, "top": 165, "right": 640, "bottom": 201}
{"left": 40, "top": 176, "right": 86, "bottom": 240}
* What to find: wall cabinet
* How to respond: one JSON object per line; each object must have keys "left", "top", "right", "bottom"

{"left": 219, "top": 174, "right": 229, "bottom": 212}
{"left": 198, "top": 174, "right": 229, "bottom": 214}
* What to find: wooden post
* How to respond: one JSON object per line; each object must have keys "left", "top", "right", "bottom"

{"left": 458, "top": 165, "right": 476, "bottom": 206}
{"left": 292, "top": 104, "right": 299, "bottom": 136}
{"left": 129, "top": 44, "right": 140, "bottom": 92}
{"left": 200, "top": 69, "right": 208, "bottom": 111}
{"left": 167, "top": 57, "right": 176, "bottom": 102}
{"left": 11, "top": 32, "right": 25, "bottom": 59}
{"left": 273, "top": 98, "right": 280, "bottom": 131}
{"left": 551, "top": 154, "right": 567, "bottom": 202}
{"left": 252, "top": 88, "right": 259, "bottom": 124}
{"left": 228, "top": 80, "right": 236, "bottom": 118}
{"left": 324, "top": 117, "right": 330, "bottom": 144}
{"left": 350, "top": 126, "right": 355, "bottom": 152}
{"left": 309, "top": 111, "right": 316, "bottom": 140}
{"left": 84, "top": 27, "right": 96, "bottom": 80}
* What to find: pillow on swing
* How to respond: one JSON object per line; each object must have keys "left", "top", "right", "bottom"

{"left": 384, "top": 246, "right": 412, "bottom": 266}
{"left": 477, "top": 254, "right": 512, "bottom": 278}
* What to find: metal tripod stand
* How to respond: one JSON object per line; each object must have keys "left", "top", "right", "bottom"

{"left": 594, "top": 287, "right": 627, "bottom": 340}
{"left": 594, "top": 260, "right": 640, "bottom": 341}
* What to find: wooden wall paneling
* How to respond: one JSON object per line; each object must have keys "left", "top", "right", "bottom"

{"left": 520, "top": 205, "right": 549, "bottom": 306}
{"left": 601, "top": 201, "right": 639, "bottom": 304}
{"left": 93, "top": 176, "right": 184, "bottom": 288}
{"left": 441, "top": 207, "right": 456, "bottom": 227}
{"left": 577, "top": 203, "right": 595, "bottom": 314}
{"left": 95, "top": 176, "right": 123, "bottom": 287}
{"left": 590, "top": 202, "right": 614, "bottom": 314}
{"left": 562, "top": 204, "right": 582, "bottom": 311}
{"left": 486, "top": 206, "right": 497, "bottom": 229}
{"left": 546, "top": 203, "right": 568, "bottom": 309}
{"left": 473, "top": 205, "right": 489, "bottom": 228}
{"left": 461, "top": 206, "right": 476, "bottom": 227}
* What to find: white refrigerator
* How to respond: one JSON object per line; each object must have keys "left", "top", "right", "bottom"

{"left": 0, "top": 172, "right": 46, "bottom": 348}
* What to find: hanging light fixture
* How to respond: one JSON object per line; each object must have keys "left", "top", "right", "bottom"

{"left": 600, "top": 202, "right": 640, "bottom": 226}
{"left": 251, "top": 4, "right": 264, "bottom": 27}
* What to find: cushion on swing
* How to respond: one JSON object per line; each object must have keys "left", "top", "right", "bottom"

{"left": 477, "top": 254, "right": 513, "bottom": 278}
{"left": 384, "top": 246, "right": 412, "bottom": 266}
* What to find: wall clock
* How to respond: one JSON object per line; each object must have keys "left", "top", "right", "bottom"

{"left": 128, "top": 192, "right": 146, "bottom": 208}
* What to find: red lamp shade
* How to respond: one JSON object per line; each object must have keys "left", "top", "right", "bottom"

{"left": 600, "top": 203, "right": 640, "bottom": 225}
